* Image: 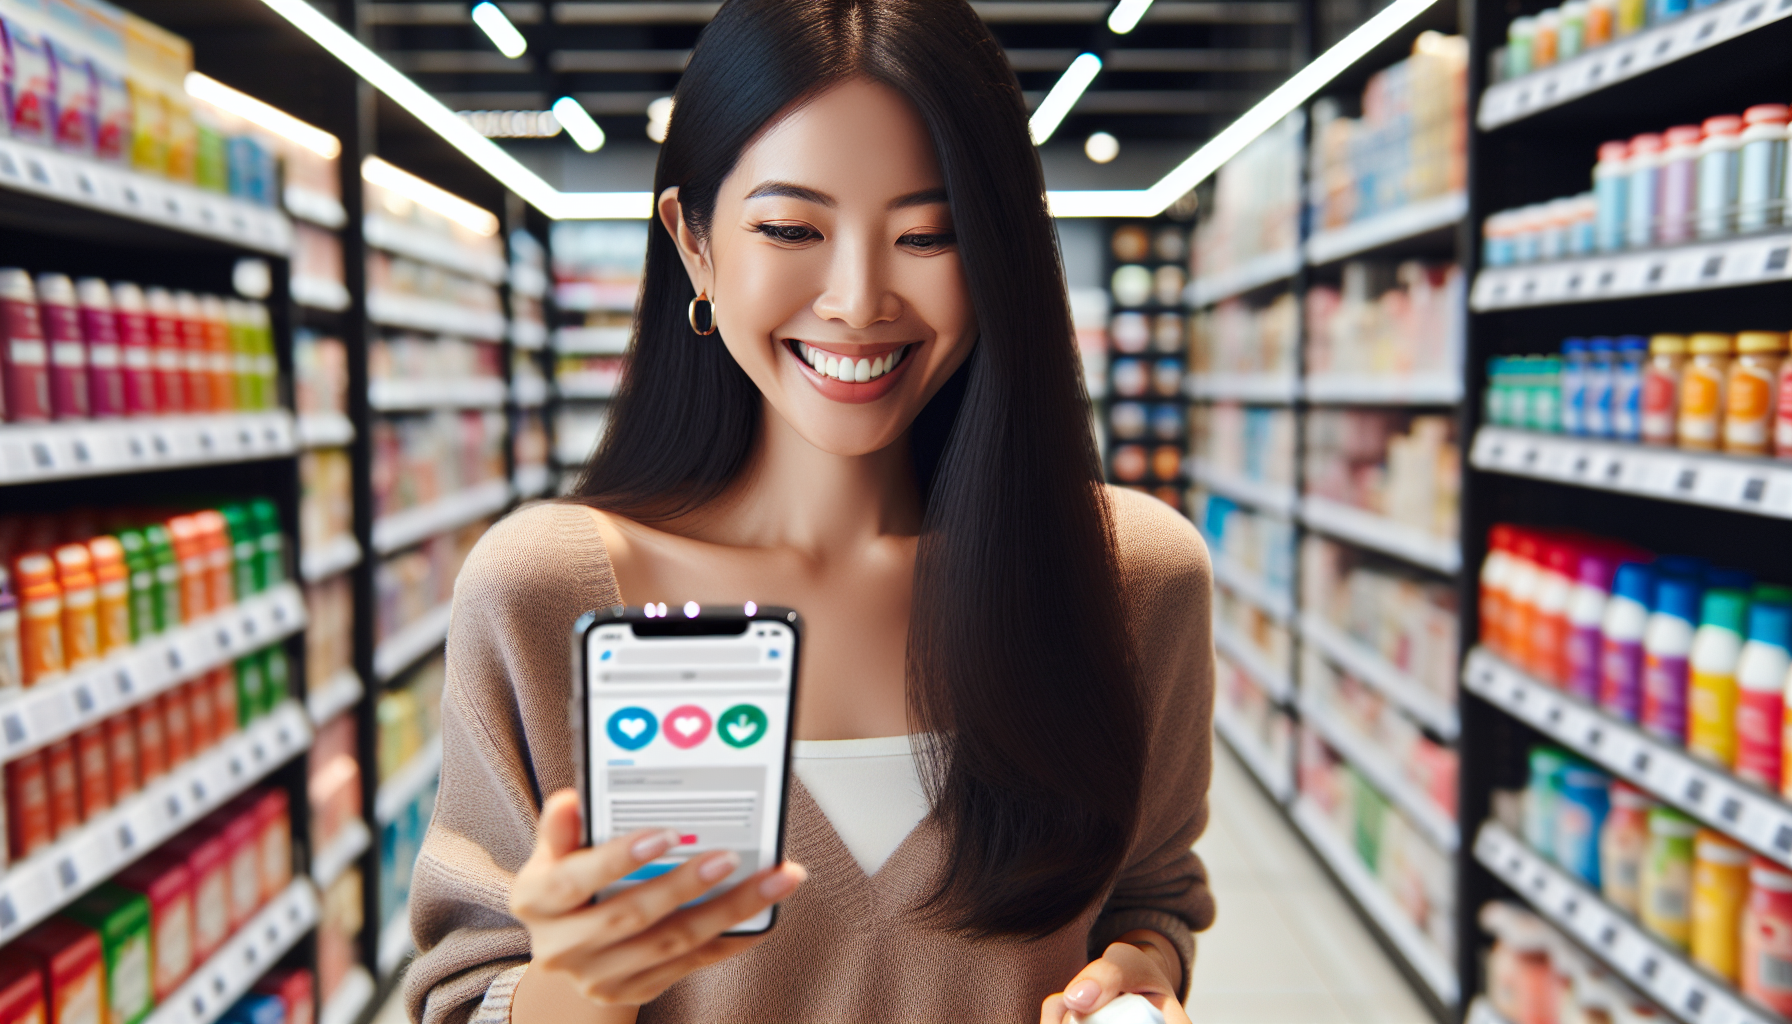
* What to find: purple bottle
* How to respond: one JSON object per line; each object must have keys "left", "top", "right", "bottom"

{"left": 1642, "top": 575, "right": 1702, "bottom": 743}
{"left": 1567, "top": 549, "right": 1619, "bottom": 701}
{"left": 1599, "top": 563, "right": 1653, "bottom": 720}
{"left": 37, "top": 273, "right": 89, "bottom": 420}
{"left": 76, "top": 279, "right": 125, "bottom": 418}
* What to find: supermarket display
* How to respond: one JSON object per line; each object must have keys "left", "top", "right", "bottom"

{"left": 1104, "top": 223, "right": 1191, "bottom": 511}
{"left": 548, "top": 221, "right": 647, "bottom": 483}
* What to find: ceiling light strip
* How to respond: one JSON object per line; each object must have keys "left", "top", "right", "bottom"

{"left": 363, "top": 156, "right": 502, "bottom": 235}
{"left": 1028, "top": 52, "right": 1102, "bottom": 145}
{"left": 184, "top": 71, "right": 342, "bottom": 159}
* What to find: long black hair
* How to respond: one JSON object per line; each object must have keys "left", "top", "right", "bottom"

{"left": 570, "top": 0, "right": 1146, "bottom": 939}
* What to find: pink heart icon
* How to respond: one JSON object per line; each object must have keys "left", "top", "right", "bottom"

{"left": 664, "top": 705, "right": 712, "bottom": 749}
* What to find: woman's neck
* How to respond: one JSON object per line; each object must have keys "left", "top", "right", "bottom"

{"left": 672, "top": 398, "right": 923, "bottom": 551}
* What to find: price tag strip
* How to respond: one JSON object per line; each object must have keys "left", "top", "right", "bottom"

{"left": 372, "top": 601, "right": 454, "bottom": 683}
{"left": 1299, "top": 613, "right": 1460, "bottom": 738}
{"left": 1188, "top": 461, "right": 1298, "bottom": 516}
{"left": 1471, "top": 428, "right": 1792, "bottom": 521}
{"left": 365, "top": 291, "right": 506, "bottom": 341}
{"left": 370, "top": 479, "right": 515, "bottom": 556}
{"left": 0, "top": 703, "right": 313, "bottom": 944}
{"left": 1305, "top": 192, "right": 1467, "bottom": 266}
{"left": 1297, "top": 693, "right": 1459, "bottom": 852}
{"left": 0, "top": 584, "right": 307, "bottom": 765}
{"left": 1210, "top": 553, "right": 1296, "bottom": 626}
{"left": 0, "top": 413, "right": 297, "bottom": 486}
{"left": 1213, "top": 704, "right": 1294, "bottom": 802}
{"left": 1478, "top": 0, "right": 1792, "bottom": 129}
{"left": 309, "top": 819, "right": 372, "bottom": 891}
{"left": 1183, "top": 373, "right": 1301, "bottom": 403}
{"left": 367, "top": 377, "right": 509, "bottom": 413}
{"left": 1291, "top": 798, "right": 1461, "bottom": 1005}
{"left": 364, "top": 213, "right": 507, "bottom": 284}
{"left": 1186, "top": 248, "right": 1302, "bottom": 308}
{"left": 1469, "top": 230, "right": 1792, "bottom": 311}
{"left": 1215, "top": 629, "right": 1295, "bottom": 704}
{"left": 1297, "top": 495, "right": 1463, "bottom": 575}
{"left": 0, "top": 139, "right": 292, "bottom": 254}
{"left": 143, "top": 878, "right": 320, "bottom": 1024}
{"left": 1465, "top": 649, "right": 1792, "bottom": 870}
{"left": 1475, "top": 821, "right": 1775, "bottom": 1024}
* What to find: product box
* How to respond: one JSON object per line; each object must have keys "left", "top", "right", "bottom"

{"left": 12, "top": 918, "right": 101, "bottom": 1024}
{"left": 2, "top": 0, "right": 57, "bottom": 145}
{"left": 252, "top": 968, "right": 312, "bottom": 1024}
{"left": 221, "top": 804, "right": 261, "bottom": 929}
{"left": 62, "top": 885, "right": 152, "bottom": 1024}
{"left": 250, "top": 788, "right": 291, "bottom": 902}
{"left": 42, "top": 0, "right": 96, "bottom": 156}
{"left": 114, "top": 855, "right": 192, "bottom": 1001}
{"left": 8, "top": 752, "right": 54, "bottom": 859}
{"left": 165, "top": 830, "right": 230, "bottom": 962}
{"left": 44, "top": 740, "right": 79, "bottom": 838}
{"left": 0, "top": 956, "right": 47, "bottom": 1024}
{"left": 220, "top": 993, "right": 283, "bottom": 1024}
{"left": 75, "top": 0, "right": 130, "bottom": 164}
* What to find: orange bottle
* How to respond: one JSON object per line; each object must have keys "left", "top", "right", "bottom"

{"left": 201, "top": 295, "right": 235, "bottom": 411}
{"left": 74, "top": 725, "right": 110, "bottom": 821}
{"left": 1530, "top": 538, "right": 1577, "bottom": 686}
{"left": 14, "top": 553, "right": 66, "bottom": 686}
{"left": 53, "top": 544, "right": 100, "bottom": 672}
{"left": 166, "top": 515, "right": 211, "bottom": 621}
{"left": 1506, "top": 531, "right": 1544, "bottom": 670}
{"left": 194, "top": 510, "right": 235, "bottom": 609}
{"left": 160, "top": 690, "right": 191, "bottom": 767}
{"left": 1482, "top": 525, "right": 1516, "bottom": 657}
{"left": 45, "top": 739, "right": 79, "bottom": 837}
{"left": 87, "top": 536, "right": 132, "bottom": 657}
{"left": 187, "top": 678, "right": 215, "bottom": 752}
{"left": 1725, "top": 332, "right": 1786, "bottom": 456}
{"left": 135, "top": 702, "right": 168, "bottom": 782}
{"left": 105, "top": 713, "right": 140, "bottom": 799}
{"left": 1679, "top": 333, "right": 1734, "bottom": 450}
{"left": 211, "top": 667, "right": 238, "bottom": 738}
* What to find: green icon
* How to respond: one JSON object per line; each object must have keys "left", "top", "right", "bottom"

{"left": 719, "top": 704, "right": 768, "bottom": 748}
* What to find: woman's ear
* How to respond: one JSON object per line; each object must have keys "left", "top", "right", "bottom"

{"left": 658, "top": 186, "right": 711, "bottom": 295}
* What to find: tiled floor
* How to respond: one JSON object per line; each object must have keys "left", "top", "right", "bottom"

{"left": 1185, "top": 743, "right": 1436, "bottom": 1024}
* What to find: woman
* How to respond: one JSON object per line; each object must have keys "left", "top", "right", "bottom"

{"left": 404, "top": 1, "right": 1215, "bottom": 1021}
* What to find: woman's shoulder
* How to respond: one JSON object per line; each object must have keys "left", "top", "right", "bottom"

{"left": 1105, "top": 485, "right": 1210, "bottom": 602}
{"left": 454, "top": 500, "right": 620, "bottom": 614}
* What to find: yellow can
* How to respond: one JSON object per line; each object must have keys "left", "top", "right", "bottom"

{"left": 1679, "top": 333, "right": 1735, "bottom": 450}
{"left": 1693, "top": 829, "right": 1751, "bottom": 981}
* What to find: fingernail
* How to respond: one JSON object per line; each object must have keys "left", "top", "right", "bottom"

{"left": 697, "top": 851, "right": 740, "bottom": 883}
{"left": 1065, "top": 980, "right": 1101, "bottom": 1011}
{"left": 631, "top": 830, "right": 678, "bottom": 862}
{"left": 759, "top": 864, "right": 805, "bottom": 899}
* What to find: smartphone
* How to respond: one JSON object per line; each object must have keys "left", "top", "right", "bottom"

{"left": 573, "top": 604, "right": 801, "bottom": 935}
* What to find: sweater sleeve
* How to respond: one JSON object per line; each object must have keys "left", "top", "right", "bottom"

{"left": 1086, "top": 489, "right": 1217, "bottom": 998}
{"left": 403, "top": 503, "right": 621, "bottom": 1024}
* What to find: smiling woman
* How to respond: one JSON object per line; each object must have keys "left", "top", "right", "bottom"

{"left": 402, "top": 2, "right": 1216, "bottom": 1023}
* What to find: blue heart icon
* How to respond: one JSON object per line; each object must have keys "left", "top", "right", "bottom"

{"left": 606, "top": 707, "right": 658, "bottom": 750}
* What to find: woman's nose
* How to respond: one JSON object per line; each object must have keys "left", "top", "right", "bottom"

{"left": 811, "top": 240, "right": 902, "bottom": 329}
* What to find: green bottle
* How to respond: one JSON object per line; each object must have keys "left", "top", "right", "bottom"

{"left": 236, "top": 656, "right": 266, "bottom": 726}
{"left": 114, "top": 530, "right": 159, "bottom": 641}
{"left": 142, "top": 524, "right": 183, "bottom": 631}
{"left": 220, "top": 504, "right": 259, "bottom": 599}
{"left": 249, "top": 499, "right": 285, "bottom": 588}
{"left": 260, "top": 646, "right": 291, "bottom": 714}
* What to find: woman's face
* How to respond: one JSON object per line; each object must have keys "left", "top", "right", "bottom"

{"left": 661, "top": 78, "right": 976, "bottom": 458}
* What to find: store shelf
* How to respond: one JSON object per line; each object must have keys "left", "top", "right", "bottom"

{"left": 1189, "top": 462, "right": 1297, "bottom": 516}
{"left": 320, "top": 968, "right": 375, "bottom": 1024}
{"left": 373, "top": 603, "right": 454, "bottom": 683}
{"left": 510, "top": 320, "right": 548, "bottom": 350}
{"left": 312, "top": 819, "right": 372, "bottom": 890}
{"left": 371, "top": 479, "right": 513, "bottom": 555}
{"left": 1303, "top": 373, "right": 1464, "bottom": 405}
{"left": 558, "top": 372, "right": 621, "bottom": 401}
{"left": 1470, "top": 427, "right": 1792, "bottom": 520}
{"left": 1464, "top": 648, "right": 1792, "bottom": 870}
{"left": 296, "top": 412, "right": 355, "bottom": 449}
{"left": 1291, "top": 797, "right": 1460, "bottom": 1006}
{"left": 292, "top": 276, "right": 351, "bottom": 313}
{"left": 368, "top": 377, "right": 508, "bottom": 411}
{"left": 1213, "top": 703, "right": 1293, "bottom": 802}
{"left": 0, "top": 702, "right": 312, "bottom": 945}
{"left": 307, "top": 668, "right": 365, "bottom": 728}
{"left": 0, "top": 137, "right": 292, "bottom": 255}
{"left": 1475, "top": 821, "right": 1773, "bottom": 1024}
{"left": 320, "top": 968, "right": 376, "bottom": 1024}
{"left": 301, "top": 534, "right": 362, "bottom": 583}
{"left": 1298, "top": 496, "right": 1462, "bottom": 574}
{"left": 1216, "top": 630, "right": 1294, "bottom": 703}
{"left": 510, "top": 264, "right": 548, "bottom": 300}
{"left": 375, "top": 737, "right": 443, "bottom": 825}
{"left": 366, "top": 292, "right": 506, "bottom": 340}
{"left": 1299, "top": 614, "right": 1459, "bottom": 739}
{"left": 515, "top": 463, "right": 552, "bottom": 499}
{"left": 284, "top": 186, "right": 347, "bottom": 230}
{"left": 555, "top": 282, "right": 639, "bottom": 313}
{"left": 1298, "top": 695, "right": 1458, "bottom": 852}
{"left": 0, "top": 584, "right": 306, "bottom": 764}
{"left": 0, "top": 412, "right": 297, "bottom": 486}
{"left": 1186, "top": 249, "right": 1301, "bottom": 307}
{"left": 513, "top": 376, "right": 550, "bottom": 408}
{"left": 1469, "top": 230, "right": 1792, "bottom": 310}
{"left": 364, "top": 214, "right": 506, "bottom": 284}
{"left": 1183, "top": 373, "right": 1300, "bottom": 403}
{"left": 1477, "top": 0, "right": 1792, "bottom": 129}
{"left": 377, "top": 901, "right": 415, "bottom": 977}
{"left": 145, "top": 878, "right": 320, "bottom": 1024}
{"left": 1210, "top": 553, "right": 1294, "bottom": 624}
{"left": 555, "top": 325, "right": 632, "bottom": 355}
{"left": 1305, "top": 193, "right": 1468, "bottom": 265}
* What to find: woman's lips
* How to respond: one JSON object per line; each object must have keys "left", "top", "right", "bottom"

{"left": 786, "top": 340, "right": 914, "bottom": 404}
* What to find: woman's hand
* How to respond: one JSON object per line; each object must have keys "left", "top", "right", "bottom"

{"left": 511, "top": 789, "right": 807, "bottom": 1008}
{"left": 1041, "top": 933, "right": 1190, "bottom": 1024}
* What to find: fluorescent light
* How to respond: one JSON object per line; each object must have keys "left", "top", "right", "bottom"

{"left": 552, "top": 96, "right": 606, "bottom": 152}
{"left": 646, "top": 96, "right": 674, "bottom": 143}
{"left": 362, "top": 156, "right": 501, "bottom": 236}
{"left": 1084, "top": 131, "right": 1119, "bottom": 163}
{"left": 1046, "top": 190, "right": 1154, "bottom": 218}
{"left": 1029, "top": 52, "right": 1101, "bottom": 145}
{"left": 471, "top": 2, "right": 527, "bottom": 58}
{"left": 1107, "top": 0, "right": 1154, "bottom": 33}
{"left": 184, "top": 71, "right": 341, "bottom": 159}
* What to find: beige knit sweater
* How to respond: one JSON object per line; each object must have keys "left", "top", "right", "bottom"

{"left": 404, "top": 489, "right": 1216, "bottom": 1024}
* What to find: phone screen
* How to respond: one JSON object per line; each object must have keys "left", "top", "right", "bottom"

{"left": 581, "top": 609, "right": 798, "bottom": 934}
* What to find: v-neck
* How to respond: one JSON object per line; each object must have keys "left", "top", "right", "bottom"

{"left": 787, "top": 773, "right": 936, "bottom": 894}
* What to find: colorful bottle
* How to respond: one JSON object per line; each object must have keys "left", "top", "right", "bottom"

{"left": 1586, "top": 337, "right": 1615, "bottom": 437}
{"left": 1483, "top": 525, "right": 1517, "bottom": 656}
{"left": 1613, "top": 336, "right": 1647, "bottom": 441}
{"left": 167, "top": 516, "right": 211, "bottom": 622}
{"left": 1, "top": 268, "right": 52, "bottom": 422}
{"left": 1642, "top": 806, "right": 1697, "bottom": 948}
{"left": 53, "top": 544, "right": 101, "bottom": 673}
{"left": 1737, "top": 104, "right": 1789, "bottom": 233}
{"left": 1558, "top": 0, "right": 1588, "bottom": 58}
{"left": 1531, "top": 538, "right": 1577, "bottom": 685}
{"left": 110, "top": 282, "right": 158, "bottom": 417}
{"left": 1643, "top": 574, "right": 1702, "bottom": 742}
{"left": 1507, "top": 531, "right": 1545, "bottom": 669}
{"left": 1735, "top": 593, "right": 1792, "bottom": 787}
{"left": 1555, "top": 762, "right": 1610, "bottom": 885}
{"left": 87, "top": 537, "right": 132, "bottom": 658}
{"left": 144, "top": 286, "right": 186, "bottom": 414}
{"left": 1567, "top": 549, "right": 1617, "bottom": 700}
{"left": 250, "top": 499, "right": 285, "bottom": 587}
{"left": 1697, "top": 115, "right": 1744, "bottom": 239}
{"left": 1594, "top": 142, "right": 1631, "bottom": 253}
{"left": 173, "top": 291, "right": 212, "bottom": 413}
{"left": 1657, "top": 125, "right": 1702, "bottom": 245}
{"left": 1688, "top": 588, "right": 1750, "bottom": 767}
{"left": 75, "top": 279, "right": 125, "bottom": 419}
{"left": 1693, "top": 829, "right": 1750, "bottom": 981}
{"left": 14, "top": 554, "right": 66, "bottom": 686}
{"left": 1586, "top": 0, "right": 1616, "bottom": 44}
{"left": 1726, "top": 331, "right": 1785, "bottom": 455}
{"left": 1743, "top": 857, "right": 1792, "bottom": 1015}
{"left": 1679, "top": 332, "right": 1734, "bottom": 450}
{"left": 143, "top": 524, "right": 184, "bottom": 632}
{"left": 1527, "top": 746, "right": 1570, "bottom": 855}
{"left": 201, "top": 295, "right": 235, "bottom": 412}
{"left": 1602, "top": 782, "right": 1655, "bottom": 913}
{"left": 1601, "top": 562, "right": 1654, "bottom": 720}
{"left": 1561, "top": 338, "right": 1589, "bottom": 435}
{"left": 194, "top": 510, "right": 236, "bottom": 609}
{"left": 115, "top": 529, "right": 159, "bottom": 640}
{"left": 0, "top": 568, "right": 21, "bottom": 692}
{"left": 1643, "top": 334, "right": 1687, "bottom": 445}
{"left": 1627, "top": 133, "right": 1664, "bottom": 249}
{"left": 37, "top": 273, "right": 89, "bottom": 421}
{"left": 220, "top": 505, "right": 258, "bottom": 601}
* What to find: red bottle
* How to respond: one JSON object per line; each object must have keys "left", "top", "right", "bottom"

{"left": 75, "top": 278, "right": 126, "bottom": 418}
{"left": 110, "top": 281, "right": 158, "bottom": 416}
{"left": 0, "top": 267, "right": 51, "bottom": 421}
{"left": 174, "top": 291, "right": 213, "bottom": 412}
{"left": 145, "top": 286, "right": 186, "bottom": 414}
{"left": 36, "top": 273, "right": 89, "bottom": 420}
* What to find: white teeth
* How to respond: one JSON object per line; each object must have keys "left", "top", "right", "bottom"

{"left": 825, "top": 356, "right": 839, "bottom": 378}
{"left": 796, "top": 344, "right": 908, "bottom": 382}
{"left": 854, "top": 358, "right": 871, "bottom": 382}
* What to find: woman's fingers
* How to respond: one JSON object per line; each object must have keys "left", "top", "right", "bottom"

{"left": 513, "top": 795, "right": 684, "bottom": 920}
{"left": 1061, "top": 957, "right": 1127, "bottom": 1017}
{"left": 575, "top": 862, "right": 807, "bottom": 984}
{"left": 1039, "top": 993, "right": 1070, "bottom": 1024}
{"left": 588, "top": 934, "right": 767, "bottom": 1006}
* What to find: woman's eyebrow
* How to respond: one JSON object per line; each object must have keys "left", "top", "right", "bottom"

{"left": 744, "top": 181, "right": 835, "bottom": 206}
{"left": 888, "top": 187, "right": 948, "bottom": 210}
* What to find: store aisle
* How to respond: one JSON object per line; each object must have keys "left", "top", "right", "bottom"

{"left": 1186, "top": 743, "right": 1435, "bottom": 1024}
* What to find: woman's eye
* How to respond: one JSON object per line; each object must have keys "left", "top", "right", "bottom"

{"left": 900, "top": 232, "right": 955, "bottom": 251}
{"left": 757, "top": 224, "right": 819, "bottom": 243}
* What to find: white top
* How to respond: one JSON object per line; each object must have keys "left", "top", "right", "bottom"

{"left": 790, "top": 734, "right": 928, "bottom": 877}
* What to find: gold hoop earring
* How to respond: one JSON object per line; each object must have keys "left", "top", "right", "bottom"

{"left": 688, "top": 291, "right": 718, "bottom": 335}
